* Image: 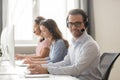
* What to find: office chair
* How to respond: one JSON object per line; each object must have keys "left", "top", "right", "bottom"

{"left": 100, "top": 52, "right": 120, "bottom": 80}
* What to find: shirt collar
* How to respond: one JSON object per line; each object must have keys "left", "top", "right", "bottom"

{"left": 71, "top": 30, "right": 88, "bottom": 45}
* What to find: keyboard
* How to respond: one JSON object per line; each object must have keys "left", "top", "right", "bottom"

{"left": 0, "top": 60, "right": 50, "bottom": 78}
{"left": 15, "top": 60, "right": 29, "bottom": 67}
{"left": 24, "top": 68, "right": 50, "bottom": 78}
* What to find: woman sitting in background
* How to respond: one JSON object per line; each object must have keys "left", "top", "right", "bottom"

{"left": 24, "top": 19, "right": 69, "bottom": 64}
{"left": 15, "top": 16, "right": 51, "bottom": 60}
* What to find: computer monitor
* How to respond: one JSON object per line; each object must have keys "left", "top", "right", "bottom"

{"left": 0, "top": 26, "right": 15, "bottom": 66}
{"left": 7, "top": 26, "right": 15, "bottom": 66}
{"left": 1, "top": 27, "right": 8, "bottom": 60}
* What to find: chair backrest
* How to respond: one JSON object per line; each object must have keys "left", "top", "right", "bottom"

{"left": 100, "top": 52, "right": 120, "bottom": 80}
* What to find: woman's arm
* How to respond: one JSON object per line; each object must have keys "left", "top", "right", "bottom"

{"left": 15, "top": 54, "right": 35, "bottom": 60}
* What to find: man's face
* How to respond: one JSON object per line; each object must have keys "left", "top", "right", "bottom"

{"left": 67, "top": 14, "right": 85, "bottom": 39}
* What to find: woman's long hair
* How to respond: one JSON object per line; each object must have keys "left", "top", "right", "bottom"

{"left": 40, "top": 19, "right": 69, "bottom": 48}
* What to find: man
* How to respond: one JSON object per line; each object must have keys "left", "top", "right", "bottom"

{"left": 28, "top": 9, "right": 102, "bottom": 80}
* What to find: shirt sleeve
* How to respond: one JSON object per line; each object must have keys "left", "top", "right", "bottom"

{"left": 47, "top": 42, "right": 100, "bottom": 76}
{"left": 42, "top": 53, "right": 71, "bottom": 67}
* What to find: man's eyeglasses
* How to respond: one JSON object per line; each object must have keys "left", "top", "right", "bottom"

{"left": 67, "top": 22, "right": 83, "bottom": 27}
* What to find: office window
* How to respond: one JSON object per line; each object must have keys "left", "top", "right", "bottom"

{"left": 10, "top": 0, "right": 78, "bottom": 45}
{"left": 39, "top": 0, "right": 67, "bottom": 39}
{"left": 12, "top": 0, "right": 37, "bottom": 44}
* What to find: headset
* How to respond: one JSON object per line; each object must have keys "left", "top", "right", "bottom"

{"left": 35, "top": 16, "right": 45, "bottom": 25}
{"left": 66, "top": 9, "right": 89, "bottom": 32}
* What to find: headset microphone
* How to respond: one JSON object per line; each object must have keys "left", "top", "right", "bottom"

{"left": 81, "top": 29, "right": 85, "bottom": 32}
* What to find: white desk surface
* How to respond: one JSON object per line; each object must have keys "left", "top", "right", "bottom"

{"left": 0, "top": 61, "right": 79, "bottom": 80}
{"left": 0, "top": 75, "right": 79, "bottom": 80}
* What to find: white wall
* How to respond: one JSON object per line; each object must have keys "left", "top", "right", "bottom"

{"left": 93, "top": 0, "right": 120, "bottom": 79}
{"left": 93, "top": 0, "right": 120, "bottom": 53}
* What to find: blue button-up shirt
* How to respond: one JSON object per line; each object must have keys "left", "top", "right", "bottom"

{"left": 45, "top": 39, "right": 67, "bottom": 63}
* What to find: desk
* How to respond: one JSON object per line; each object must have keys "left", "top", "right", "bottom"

{"left": 0, "top": 75, "right": 79, "bottom": 80}
{"left": 0, "top": 61, "right": 79, "bottom": 80}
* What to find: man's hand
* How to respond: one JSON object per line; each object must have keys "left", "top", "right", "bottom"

{"left": 28, "top": 64, "right": 48, "bottom": 74}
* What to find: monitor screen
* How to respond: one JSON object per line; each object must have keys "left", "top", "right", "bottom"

{"left": 0, "top": 26, "right": 15, "bottom": 66}
{"left": 1, "top": 27, "right": 8, "bottom": 59}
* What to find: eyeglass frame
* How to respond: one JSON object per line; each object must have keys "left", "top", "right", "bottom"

{"left": 67, "top": 21, "right": 83, "bottom": 28}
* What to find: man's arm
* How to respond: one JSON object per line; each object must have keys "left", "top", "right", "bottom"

{"left": 47, "top": 43, "right": 100, "bottom": 76}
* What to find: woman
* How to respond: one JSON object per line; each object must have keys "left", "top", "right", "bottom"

{"left": 24, "top": 19, "right": 69, "bottom": 64}
{"left": 15, "top": 16, "right": 51, "bottom": 60}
